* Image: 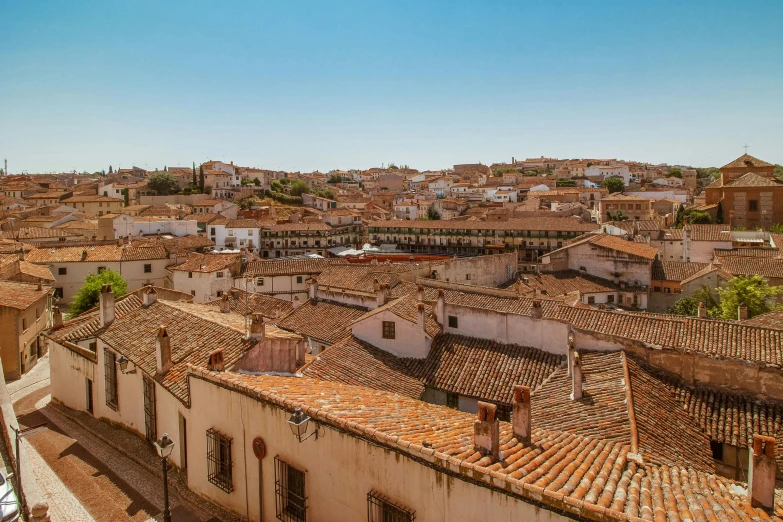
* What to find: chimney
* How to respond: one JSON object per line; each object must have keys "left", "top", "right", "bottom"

{"left": 473, "top": 402, "right": 500, "bottom": 459}
{"left": 250, "top": 314, "right": 265, "bottom": 342}
{"left": 207, "top": 348, "right": 225, "bottom": 372}
{"left": 571, "top": 351, "right": 583, "bottom": 400}
{"left": 748, "top": 434, "right": 777, "bottom": 509}
{"left": 416, "top": 285, "right": 424, "bottom": 302}
{"left": 435, "top": 289, "right": 445, "bottom": 324}
{"left": 155, "top": 325, "right": 172, "bottom": 375}
{"left": 99, "top": 284, "right": 115, "bottom": 327}
{"left": 376, "top": 282, "right": 388, "bottom": 308}
{"left": 738, "top": 304, "right": 749, "bottom": 321}
{"left": 117, "top": 237, "right": 123, "bottom": 247}
{"left": 417, "top": 303, "right": 426, "bottom": 333}
{"left": 531, "top": 299, "right": 543, "bottom": 319}
{"left": 512, "top": 385, "right": 531, "bottom": 445}
{"left": 220, "top": 293, "right": 231, "bottom": 313}
{"left": 697, "top": 301, "right": 706, "bottom": 318}
{"left": 143, "top": 286, "right": 157, "bottom": 307}
{"left": 308, "top": 278, "right": 318, "bottom": 300}
{"left": 52, "top": 307, "right": 63, "bottom": 329}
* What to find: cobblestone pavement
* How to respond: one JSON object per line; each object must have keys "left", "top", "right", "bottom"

{"left": 10, "top": 354, "right": 240, "bottom": 522}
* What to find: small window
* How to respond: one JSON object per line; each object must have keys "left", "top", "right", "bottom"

{"left": 448, "top": 316, "right": 458, "bottom": 328}
{"left": 97, "top": 266, "right": 106, "bottom": 274}
{"left": 188, "top": 272, "right": 193, "bottom": 278}
{"left": 710, "top": 440, "right": 724, "bottom": 461}
{"left": 275, "top": 457, "right": 307, "bottom": 522}
{"left": 382, "top": 321, "right": 396, "bottom": 339}
{"left": 22, "top": 318, "right": 27, "bottom": 331}
{"left": 206, "top": 428, "right": 234, "bottom": 493}
{"left": 607, "top": 295, "right": 614, "bottom": 303}
{"left": 296, "top": 276, "right": 303, "bottom": 284}
{"left": 144, "top": 264, "right": 152, "bottom": 273}
{"left": 587, "top": 296, "right": 595, "bottom": 305}
{"left": 191, "top": 290, "right": 196, "bottom": 296}
{"left": 54, "top": 288, "right": 64, "bottom": 299}
{"left": 216, "top": 271, "right": 224, "bottom": 278}
{"left": 210, "top": 227, "right": 216, "bottom": 235}
{"left": 749, "top": 200, "right": 759, "bottom": 212}
{"left": 58, "top": 267, "right": 67, "bottom": 275}
{"left": 653, "top": 286, "right": 661, "bottom": 292}
{"left": 256, "top": 277, "right": 265, "bottom": 286}
{"left": 216, "top": 291, "right": 223, "bottom": 297}
{"left": 104, "top": 350, "right": 118, "bottom": 411}
{"left": 35, "top": 307, "right": 41, "bottom": 319}
{"left": 368, "top": 491, "right": 415, "bottom": 522}
{"left": 446, "top": 392, "right": 458, "bottom": 409}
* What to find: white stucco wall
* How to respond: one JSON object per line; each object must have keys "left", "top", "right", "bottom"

{"left": 45, "top": 259, "right": 169, "bottom": 303}
{"left": 351, "top": 310, "right": 430, "bottom": 358}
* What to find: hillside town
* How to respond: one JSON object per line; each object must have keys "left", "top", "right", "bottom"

{"left": 0, "top": 151, "right": 781, "bottom": 521}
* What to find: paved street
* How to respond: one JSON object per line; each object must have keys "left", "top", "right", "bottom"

{"left": 8, "top": 354, "right": 239, "bottom": 522}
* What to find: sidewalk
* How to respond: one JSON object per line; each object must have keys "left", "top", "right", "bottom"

{"left": 10, "top": 354, "right": 239, "bottom": 522}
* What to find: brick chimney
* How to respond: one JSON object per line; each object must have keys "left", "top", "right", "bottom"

{"left": 435, "top": 289, "right": 445, "bottom": 324}
{"left": 738, "top": 304, "right": 749, "bottom": 321}
{"left": 512, "top": 385, "right": 531, "bottom": 445}
{"left": 375, "top": 282, "right": 388, "bottom": 308}
{"left": 416, "top": 285, "right": 424, "bottom": 302}
{"left": 99, "top": 284, "right": 115, "bottom": 327}
{"left": 52, "top": 307, "right": 63, "bottom": 329}
{"left": 207, "top": 348, "right": 225, "bottom": 372}
{"left": 531, "top": 299, "right": 543, "bottom": 320}
{"left": 220, "top": 293, "right": 231, "bottom": 313}
{"left": 748, "top": 434, "right": 776, "bottom": 509}
{"left": 473, "top": 402, "right": 500, "bottom": 459}
{"left": 155, "top": 325, "right": 172, "bottom": 375}
{"left": 417, "top": 303, "right": 426, "bottom": 333}
{"left": 308, "top": 278, "right": 318, "bottom": 300}
{"left": 143, "top": 286, "right": 157, "bottom": 307}
{"left": 571, "top": 351, "right": 583, "bottom": 400}
{"left": 250, "top": 313, "right": 265, "bottom": 342}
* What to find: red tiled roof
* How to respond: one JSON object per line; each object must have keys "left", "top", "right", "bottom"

{"left": 684, "top": 224, "right": 731, "bottom": 242}
{"left": 276, "top": 299, "right": 367, "bottom": 344}
{"left": 204, "top": 288, "right": 293, "bottom": 318}
{"left": 242, "top": 258, "right": 347, "bottom": 277}
{"left": 168, "top": 252, "right": 239, "bottom": 273}
{"left": 716, "top": 256, "right": 783, "bottom": 279}
{"left": 721, "top": 153, "right": 774, "bottom": 169}
{"left": 25, "top": 244, "right": 168, "bottom": 263}
{"left": 651, "top": 260, "right": 709, "bottom": 281}
{"left": 0, "top": 280, "right": 51, "bottom": 309}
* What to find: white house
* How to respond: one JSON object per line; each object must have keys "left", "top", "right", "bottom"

{"left": 169, "top": 252, "right": 241, "bottom": 302}
{"left": 209, "top": 219, "right": 265, "bottom": 252}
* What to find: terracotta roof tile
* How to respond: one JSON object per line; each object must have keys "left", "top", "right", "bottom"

{"left": 651, "top": 260, "right": 709, "bottom": 281}
{"left": 276, "top": 299, "right": 367, "bottom": 344}
{"left": 721, "top": 153, "right": 774, "bottom": 169}
{"left": 25, "top": 244, "right": 168, "bottom": 263}
{"left": 168, "top": 253, "right": 239, "bottom": 273}
{"left": 0, "top": 280, "right": 51, "bottom": 309}
{"left": 204, "top": 288, "right": 293, "bottom": 318}
{"left": 717, "top": 256, "right": 783, "bottom": 279}
{"left": 242, "top": 258, "right": 347, "bottom": 277}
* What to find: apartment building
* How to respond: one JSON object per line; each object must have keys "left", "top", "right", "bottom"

{"left": 260, "top": 222, "right": 361, "bottom": 258}
{"left": 61, "top": 194, "right": 125, "bottom": 216}
{"left": 0, "top": 280, "right": 52, "bottom": 379}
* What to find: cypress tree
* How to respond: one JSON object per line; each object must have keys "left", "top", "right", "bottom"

{"left": 716, "top": 201, "right": 724, "bottom": 224}
{"left": 192, "top": 162, "right": 197, "bottom": 186}
{"left": 199, "top": 165, "right": 205, "bottom": 192}
{"left": 108, "top": 165, "right": 113, "bottom": 174}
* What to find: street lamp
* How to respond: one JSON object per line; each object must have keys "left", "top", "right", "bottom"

{"left": 116, "top": 355, "right": 136, "bottom": 374}
{"left": 287, "top": 407, "right": 321, "bottom": 443}
{"left": 154, "top": 433, "right": 175, "bottom": 522}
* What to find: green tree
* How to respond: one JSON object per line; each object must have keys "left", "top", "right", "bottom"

{"left": 716, "top": 275, "right": 782, "bottom": 320}
{"left": 199, "top": 165, "right": 205, "bottom": 191}
{"left": 270, "top": 180, "right": 283, "bottom": 192}
{"left": 669, "top": 285, "right": 720, "bottom": 317}
{"left": 682, "top": 209, "right": 712, "bottom": 225}
{"left": 770, "top": 223, "right": 783, "bottom": 234}
{"left": 289, "top": 180, "right": 310, "bottom": 196}
{"left": 667, "top": 168, "right": 682, "bottom": 178}
{"left": 253, "top": 177, "right": 261, "bottom": 186}
{"left": 715, "top": 201, "right": 724, "bottom": 224}
{"left": 426, "top": 207, "right": 440, "bottom": 220}
{"left": 122, "top": 188, "right": 129, "bottom": 207}
{"left": 147, "top": 172, "right": 178, "bottom": 195}
{"left": 668, "top": 297, "right": 700, "bottom": 316}
{"left": 69, "top": 270, "right": 128, "bottom": 316}
{"left": 601, "top": 177, "right": 624, "bottom": 193}
{"left": 279, "top": 177, "right": 291, "bottom": 185}
{"left": 108, "top": 165, "right": 113, "bottom": 174}
{"left": 774, "top": 164, "right": 783, "bottom": 182}
{"left": 327, "top": 174, "right": 343, "bottom": 184}
{"left": 675, "top": 204, "right": 685, "bottom": 226}
{"left": 607, "top": 210, "right": 629, "bottom": 221}
{"left": 164, "top": 165, "right": 167, "bottom": 172}
{"left": 192, "top": 162, "right": 197, "bottom": 186}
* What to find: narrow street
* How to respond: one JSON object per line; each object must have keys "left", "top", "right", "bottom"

{"left": 8, "top": 355, "right": 238, "bottom": 522}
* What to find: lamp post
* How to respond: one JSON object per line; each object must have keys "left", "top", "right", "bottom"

{"left": 287, "top": 408, "right": 321, "bottom": 443}
{"left": 154, "top": 433, "right": 175, "bottom": 522}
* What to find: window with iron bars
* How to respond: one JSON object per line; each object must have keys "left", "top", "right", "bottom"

{"left": 367, "top": 490, "right": 415, "bottom": 522}
{"left": 275, "top": 456, "right": 307, "bottom": 522}
{"left": 206, "top": 428, "right": 234, "bottom": 493}
{"left": 104, "top": 350, "right": 118, "bottom": 411}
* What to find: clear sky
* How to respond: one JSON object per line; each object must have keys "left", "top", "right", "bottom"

{"left": 1, "top": 0, "right": 782, "bottom": 174}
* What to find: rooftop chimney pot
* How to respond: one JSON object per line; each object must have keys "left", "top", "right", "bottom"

{"left": 748, "top": 434, "right": 777, "bottom": 509}
{"left": 697, "top": 301, "right": 707, "bottom": 318}
{"left": 220, "top": 293, "right": 231, "bottom": 313}
{"left": 143, "top": 286, "right": 157, "bottom": 307}
{"left": 155, "top": 325, "right": 172, "bottom": 375}
{"left": 512, "top": 385, "right": 531, "bottom": 445}
{"left": 474, "top": 402, "right": 500, "bottom": 459}
{"left": 571, "top": 351, "right": 583, "bottom": 400}
{"left": 99, "top": 284, "right": 115, "bottom": 327}
{"left": 738, "top": 304, "right": 749, "bottom": 321}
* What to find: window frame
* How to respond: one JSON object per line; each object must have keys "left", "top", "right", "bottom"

{"left": 58, "top": 267, "right": 67, "bottom": 275}
{"left": 275, "top": 456, "right": 307, "bottom": 522}
{"left": 206, "top": 428, "right": 234, "bottom": 493}
{"left": 367, "top": 490, "right": 415, "bottom": 522}
{"left": 104, "top": 349, "right": 118, "bottom": 411}
{"left": 382, "top": 321, "right": 396, "bottom": 340}
{"left": 144, "top": 263, "right": 152, "bottom": 273}
{"left": 448, "top": 316, "right": 458, "bottom": 329}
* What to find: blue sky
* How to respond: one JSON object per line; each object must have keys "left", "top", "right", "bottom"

{"left": 1, "top": 0, "right": 781, "bottom": 173}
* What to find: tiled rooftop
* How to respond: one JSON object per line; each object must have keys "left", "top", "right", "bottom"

{"left": 0, "top": 280, "right": 52, "bottom": 309}
{"left": 25, "top": 244, "right": 168, "bottom": 263}
{"left": 275, "top": 299, "right": 367, "bottom": 344}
